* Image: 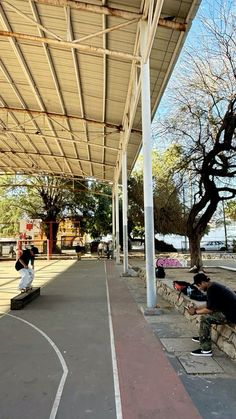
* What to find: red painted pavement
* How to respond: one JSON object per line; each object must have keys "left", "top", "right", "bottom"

{"left": 106, "top": 262, "right": 202, "bottom": 419}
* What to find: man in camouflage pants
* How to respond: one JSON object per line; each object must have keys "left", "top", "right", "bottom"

{"left": 187, "top": 272, "right": 236, "bottom": 357}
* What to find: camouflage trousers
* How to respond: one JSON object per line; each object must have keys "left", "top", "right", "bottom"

{"left": 199, "top": 312, "right": 227, "bottom": 351}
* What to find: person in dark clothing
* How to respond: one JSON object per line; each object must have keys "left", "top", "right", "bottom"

{"left": 15, "top": 246, "right": 39, "bottom": 292}
{"left": 107, "top": 241, "right": 113, "bottom": 259}
{"left": 9, "top": 244, "right": 16, "bottom": 258}
{"left": 75, "top": 245, "right": 82, "bottom": 261}
{"left": 187, "top": 272, "right": 236, "bottom": 357}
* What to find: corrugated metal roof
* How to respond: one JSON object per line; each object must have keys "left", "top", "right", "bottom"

{"left": 0, "top": 0, "right": 201, "bottom": 183}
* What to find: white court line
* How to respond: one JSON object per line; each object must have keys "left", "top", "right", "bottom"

{"left": 104, "top": 262, "right": 123, "bottom": 419}
{"left": 218, "top": 265, "right": 236, "bottom": 271}
{"left": 0, "top": 311, "right": 68, "bottom": 419}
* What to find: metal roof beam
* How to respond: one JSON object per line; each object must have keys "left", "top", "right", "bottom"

{"left": 28, "top": 1, "right": 186, "bottom": 31}
{"left": 0, "top": 4, "right": 65, "bottom": 173}
{"left": 114, "top": 0, "right": 167, "bottom": 183}
{"left": 0, "top": 165, "right": 77, "bottom": 177}
{"left": 158, "top": 18, "right": 186, "bottom": 32}
{"left": 0, "top": 166, "right": 112, "bottom": 183}
{"left": 31, "top": 0, "right": 143, "bottom": 20}
{"left": 102, "top": 0, "right": 107, "bottom": 180}
{"left": 65, "top": 5, "right": 92, "bottom": 176}
{"left": 2, "top": 0, "right": 95, "bottom": 176}
{"left": 0, "top": 61, "right": 60, "bottom": 164}
{"left": 0, "top": 30, "right": 141, "bottom": 62}
{"left": 2, "top": 1, "right": 63, "bottom": 40}
{"left": 0, "top": 152, "right": 33, "bottom": 172}
{"left": 0, "top": 150, "right": 116, "bottom": 168}
{"left": 72, "top": 18, "right": 139, "bottom": 44}
{"left": 151, "top": 0, "right": 199, "bottom": 115}
{"left": 1, "top": 129, "right": 120, "bottom": 152}
{"left": 30, "top": 0, "right": 79, "bottom": 174}
{"left": 0, "top": 107, "right": 127, "bottom": 131}
{"left": 0, "top": 182, "right": 112, "bottom": 197}
{"left": 2, "top": 0, "right": 186, "bottom": 33}
{"left": 0, "top": 95, "right": 44, "bottom": 169}
{"left": 0, "top": 118, "right": 25, "bottom": 154}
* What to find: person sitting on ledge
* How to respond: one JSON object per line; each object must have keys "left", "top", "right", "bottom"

{"left": 187, "top": 272, "right": 236, "bottom": 357}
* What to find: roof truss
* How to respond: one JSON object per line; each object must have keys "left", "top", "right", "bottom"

{"left": 0, "top": 0, "right": 198, "bottom": 183}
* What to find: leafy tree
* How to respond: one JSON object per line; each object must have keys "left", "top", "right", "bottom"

{"left": 0, "top": 176, "right": 26, "bottom": 236}
{"left": 31, "top": 176, "right": 72, "bottom": 250}
{"left": 128, "top": 172, "right": 144, "bottom": 237}
{"left": 128, "top": 145, "right": 186, "bottom": 238}
{"left": 0, "top": 175, "right": 112, "bottom": 248}
{"left": 85, "top": 183, "right": 112, "bottom": 238}
{"left": 225, "top": 200, "right": 236, "bottom": 221}
{"left": 152, "top": 145, "right": 186, "bottom": 235}
{"left": 0, "top": 175, "right": 79, "bottom": 250}
{"left": 154, "top": 1, "right": 236, "bottom": 268}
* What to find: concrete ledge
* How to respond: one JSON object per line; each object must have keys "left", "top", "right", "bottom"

{"left": 121, "top": 268, "right": 139, "bottom": 278}
{"left": 11, "top": 287, "right": 40, "bottom": 310}
{"left": 140, "top": 306, "right": 163, "bottom": 316}
{"left": 157, "top": 279, "right": 236, "bottom": 360}
{"left": 135, "top": 266, "right": 236, "bottom": 359}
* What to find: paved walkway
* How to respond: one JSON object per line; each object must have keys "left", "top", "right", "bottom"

{"left": 0, "top": 257, "right": 236, "bottom": 418}
{"left": 127, "top": 260, "right": 236, "bottom": 419}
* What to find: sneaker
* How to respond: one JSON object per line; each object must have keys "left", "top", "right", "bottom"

{"left": 192, "top": 336, "right": 200, "bottom": 343}
{"left": 191, "top": 348, "right": 212, "bottom": 356}
{"left": 189, "top": 265, "right": 198, "bottom": 273}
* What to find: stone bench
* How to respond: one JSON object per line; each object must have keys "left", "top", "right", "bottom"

{"left": 157, "top": 279, "right": 236, "bottom": 360}
{"left": 135, "top": 267, "right": 236, "bottom": 359}
{"left": 11, "top": 287, "right": 40, "bottom": 310}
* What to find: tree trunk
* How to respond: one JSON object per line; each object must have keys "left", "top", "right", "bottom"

{"left": 189, "top": 234, "right": 203, "bottom": 270}
{"left": 42, "top": 219, "right": 60, "bottom": 253}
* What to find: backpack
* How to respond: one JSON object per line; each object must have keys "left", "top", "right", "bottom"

{"left": 173, "top": 280, "right": 207, "bottom": 301}
{"left": 173, "top": 280, "right": 190, "bottom": 292}
{"left": 155, "top": 266, "right": 165, "bottom": 278}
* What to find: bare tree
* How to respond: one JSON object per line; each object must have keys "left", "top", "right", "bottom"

{"left": 153, "top": 1, "right": 236, "bottom": 268}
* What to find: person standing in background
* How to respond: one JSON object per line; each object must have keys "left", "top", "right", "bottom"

{"left": 97, "top": 242, "right": 103, "bottom": 260}
{"left": 107, "top": 241, "right": 113, "bottom": 259}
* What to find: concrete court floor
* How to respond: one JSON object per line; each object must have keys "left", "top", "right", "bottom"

{"left": 0, "top": 257, "right": 202, "bottom": 419}
{"left": 0, "top": 258, "right": 117, "bottom": 419}
{"left": 1, "top": 256, "right": 236, "bottom": 418}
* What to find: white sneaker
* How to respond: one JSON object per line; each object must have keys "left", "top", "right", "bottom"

{"left": 189, "top": 265, "right": 198, "bottom": 273}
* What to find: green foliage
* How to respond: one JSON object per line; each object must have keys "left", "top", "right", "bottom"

{"left": 86, "top": 183, "right": 112, "bottom": 238}
{"left": 0, "top": 175, "right": 27, "bottom": 236}
{"left": 128, "top": 146, "right": 186, "bottom": 236}
{"left": 128, "top": 173, "right": 144, "bottom": 231}
{"left": 0, "top": 174, "right": 112, "bottom": 241}
{"left": 225, "top": 200, "right": 236, "bottom": 221}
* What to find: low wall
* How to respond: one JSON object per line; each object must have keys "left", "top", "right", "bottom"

{"left": 137, "top": 268, "right": 236, "bottom": 360}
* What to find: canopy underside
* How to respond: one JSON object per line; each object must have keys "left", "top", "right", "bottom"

{"left": 0, "top": 0, "right": 200, "bottom": 183}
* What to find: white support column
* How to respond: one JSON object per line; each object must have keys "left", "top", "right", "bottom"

{"left": 122, "top": 150, "right": 129, "bottom": 274}
{"left": 115, "top": 182, "right": 121, "bottom": 264}
{"left": 112, "top": 185, "right": 116, "bottom": 247}
{"left": 140, "top": 20, "right": 156, "bottom": 308}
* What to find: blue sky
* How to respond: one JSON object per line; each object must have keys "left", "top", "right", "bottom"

{"left": 154, "top": 0, "right": 233, "bottom": 119}
{"left": 151, "top": 0, "right": 235, "bottom": 152}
